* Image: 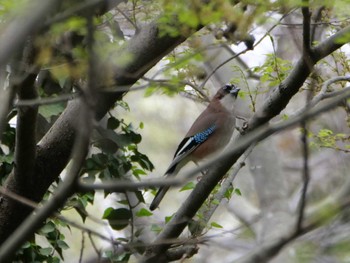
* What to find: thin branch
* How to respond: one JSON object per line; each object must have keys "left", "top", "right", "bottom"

{"left": 302, "top": 0, "right": 311, "bottom": 54}
{"left": 221, "top": 44, "right": 261, "bottom": 80}
{"left": 79, "top": 232, "right": 85, "bottom": 263}
{"left": 295, "top": 2, "right": 312, "bottom": 233}
{"left": 296, "top": 120, "right": 310, "bottom": 232}
{"left": 199, "top": 48, "right": 249, "bottom": 90}
{"left": 279, "top": 17, "right": 350, "bottom": 27}
{"left": 310, "top": 6, "right": 325, "bottom": 43}
{"left": 115, "top": 5, "right": 139, "bottom": 31}
{"left": 199, "top": 10, "right": 294, "bottom": 90}
{"left": 15, "top": 93, "right": 79, "bottom": 107}
{"left": 313, "top": 75, "right": 350, "bottom": 102}
{"left": 141, "top": 76, "right": 209, "bottom": 102}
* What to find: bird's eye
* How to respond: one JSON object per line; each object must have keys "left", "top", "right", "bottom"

{"left": 222, "top": 84, "right": 235, "bottom": 93}
{"left": 223, "top": 84, "right": 233, "bottom": 92}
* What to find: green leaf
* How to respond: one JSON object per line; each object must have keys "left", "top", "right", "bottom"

{"left": 282, "top": 114, "right": 289, "bottom": 120}
{"left": 212, "top": 199, "right": 220, "bottom": 205}
{"left": 38, "top": 103, "right": 65, "bottom": 119}
{"left": 151, "top": 224, "right": 162, "bottom": 233}
{"left": 39, "top": 247, "right": 52, "bottom": 256}
{"left": 107, "top": 117, "right": 120, "bottom": 130}
{"left": 56, "top": 240, "right": 69, "bottom": 250}
{"left": 136, "top": 208, "right": 153, "bottom": 217}
{"left": 103, "top": 207, "right": 132, "bottom": 230}
{"left": 234, "top": 188, "right": 242, "bottom": 196}
{"left": 224, "top": 185, "right": 234, "bottom": 200}
{"left": 318, "top": 129, "right": 333, "bottom": 137}
{"left": 180, "top": 182, "right": 195, "bottom": 191}
{"left": 165, "top": 214, "right": 174, "bottom": 223}
{"left": 39, "top": 221, "right": 55, "bottom": 234}
{"left": 210, "top": 221, "right": 223, "bottom": 228}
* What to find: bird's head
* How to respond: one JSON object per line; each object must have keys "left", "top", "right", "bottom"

{"left": 213, "top": 84, "right": 240, "bottom": 111}
{"left": 223, "top": 83, "right": 240, "bottom": 97}
{"left": 214, "top": 84, "right": 240, "bottom": 99}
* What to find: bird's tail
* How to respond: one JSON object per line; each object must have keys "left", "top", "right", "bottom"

{"left": 149, "top": 186, "right": 170, "bottom": 211}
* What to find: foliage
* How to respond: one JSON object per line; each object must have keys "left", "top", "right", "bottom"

{"left": 0, "top": 0, "right": 349, "bottom": 262}
{"left": 309, "top": 128, "right": 350, "bottom": 152}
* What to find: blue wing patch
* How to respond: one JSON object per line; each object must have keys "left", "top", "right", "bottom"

{"left": 193, "top": 125, "right": 216, "bottom": 144}
{"left": 165, "top": 124, "right": 216, "bottom": 174}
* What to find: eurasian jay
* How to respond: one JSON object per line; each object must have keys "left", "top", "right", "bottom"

{"left": 150, "top": 84, "right": 240, "bottom": 210}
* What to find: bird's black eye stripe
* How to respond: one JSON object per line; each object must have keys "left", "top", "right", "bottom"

{"left": 223, "top": 84, "right": 235, "bottom": 92}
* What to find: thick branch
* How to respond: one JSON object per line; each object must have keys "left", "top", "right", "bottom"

{"left": 13, "top": 40, "right": 39, "bottom": 190}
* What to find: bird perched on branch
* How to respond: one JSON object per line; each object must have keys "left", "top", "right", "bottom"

{"left": 150, "top": 84, "right": 240, "bottom": 210}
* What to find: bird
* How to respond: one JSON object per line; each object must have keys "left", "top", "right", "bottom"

{"left": 149, "top": 84, "right": 240, "bottom": 211}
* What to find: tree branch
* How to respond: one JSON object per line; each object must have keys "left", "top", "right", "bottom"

{"left": 13, "top": 39, "right": 39, "bottom": 190}
{"left": 144, "top": 25, "right": 350, "bottom": 261}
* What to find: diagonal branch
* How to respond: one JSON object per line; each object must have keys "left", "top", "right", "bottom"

{"left": 144, "top": 25, "right": 350, "bottom": 262}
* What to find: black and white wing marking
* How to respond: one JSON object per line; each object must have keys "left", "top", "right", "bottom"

{"left": 165, "top": 124, "right": 216, "bottom": 175}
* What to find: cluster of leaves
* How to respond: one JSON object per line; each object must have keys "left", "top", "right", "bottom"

{"left": 12, "top": 101, "right": 155, "bottom": 262}
{"left": 309, "top": 128, "right": 350, "bottom": 152}
{"left": 79, "top": 113, "right": 154, "bottom": 260}
{"left": 253, "top": 53, "right": 293, "bottom": 87}
{"left": 14, "top": 219, "right": 69, "bottom": 263}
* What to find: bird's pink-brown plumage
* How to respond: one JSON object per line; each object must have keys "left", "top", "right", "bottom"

{"left": 150, "top": 84, "right": 239, "bottom": 210}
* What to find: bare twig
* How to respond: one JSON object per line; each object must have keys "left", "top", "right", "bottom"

{"left": 295, "top": 0, "right": 312, "bottom": 233}
{"left": 296, "top": 120, "right": 310, "bottom": 232}
{"left": 79, "top": 232, "right": 85, "bottom": 263}
{"left": 199, "top": 10, "right": 294, "bottom": 90}
{"left": 302, "top": 1, "right": 311, "bottom": 54}
{"left": 15, "top": 93, "right": 79, "bottom": 107}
